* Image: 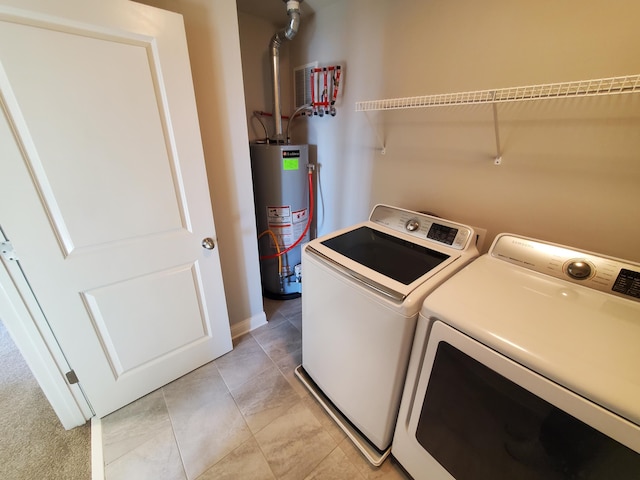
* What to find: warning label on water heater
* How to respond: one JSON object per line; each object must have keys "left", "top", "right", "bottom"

{"left": 266, "top": 205, "right": 308, "bottom": 249}
{"left": 266, "top": 206, "right": 291, "bottom": 224}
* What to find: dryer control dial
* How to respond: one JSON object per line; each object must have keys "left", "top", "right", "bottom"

{"left": 405, "top": 219, "right": 420, "bottom": 232}
{"left": 566, "top": 260, "right": 592, "bottom": 280}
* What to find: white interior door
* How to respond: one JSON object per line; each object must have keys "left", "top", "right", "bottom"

{"left": 0, "top": 0, "right": 232, "bottom": 417}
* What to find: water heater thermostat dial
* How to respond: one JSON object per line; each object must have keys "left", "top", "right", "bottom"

{"left": 566, "top": 260, "right": 592, "bottom": 280}
{"left": 405, "top": 219, "right": 420, "bottom": 232}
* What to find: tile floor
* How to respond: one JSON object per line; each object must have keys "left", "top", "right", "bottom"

{"left": 101, "top": 297, "right": 410, "bottom": 480}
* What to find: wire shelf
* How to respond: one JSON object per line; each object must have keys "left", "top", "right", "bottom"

{"left": 355, "top": 74, "right": 640, "bottom": 112}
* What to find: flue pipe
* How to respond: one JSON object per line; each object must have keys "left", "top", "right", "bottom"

{"left": 270, "top": 0, "right": 302, "bottom": 143}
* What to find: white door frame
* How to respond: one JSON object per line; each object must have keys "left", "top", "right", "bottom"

{"left": 0, "top": 249, "right": 90, "bottom": 429}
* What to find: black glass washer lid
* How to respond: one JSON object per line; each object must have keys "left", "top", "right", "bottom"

{"left": 321, "top": 226, "right": 450, "bottom": 285}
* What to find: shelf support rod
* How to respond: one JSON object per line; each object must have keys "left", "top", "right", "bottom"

{"left": 364, "top": 111, "right": 386, "bottom": 155}
{"left": 492, "top": 91, "right": 502, "bottom": 165}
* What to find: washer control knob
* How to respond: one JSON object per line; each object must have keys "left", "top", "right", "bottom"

{"left": 405, "top": 219, "right": 420, "bottom": 232}
{"left": 566, "top": 260, "right": 592, "bottom": 280}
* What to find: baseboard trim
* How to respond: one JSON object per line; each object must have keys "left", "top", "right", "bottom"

{"left": 230, "top": 311, "right": 267, "bottom": 339}
{"left": 91, "top": 416, "right": 104, "bottom": 480}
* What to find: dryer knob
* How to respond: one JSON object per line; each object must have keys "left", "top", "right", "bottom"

{"left": 567, "top": 260, "right": 592, "bottom": 280}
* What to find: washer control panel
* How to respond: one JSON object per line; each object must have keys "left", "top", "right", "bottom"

{"left": 491, "top": 234, "right": 640, "bottom": 302}
{"left": 369, "top": 204, "right": 474, "bottom": 250}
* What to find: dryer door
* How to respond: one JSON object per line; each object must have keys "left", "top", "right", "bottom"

{"left": 393, "top": 320, "right": 640, "bottom": 480}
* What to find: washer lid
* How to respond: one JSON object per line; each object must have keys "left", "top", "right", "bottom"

{"left": 320, "top": 225, "right": 451, "bottom": 285}
{"left": 306, "top": 227, "right": 464, "bottom": 303}
{"left": 305, "top": 204, "right": 479, "bottom": 303}
{"left": 422, "top": 253, "right": 640, "bottom": 428}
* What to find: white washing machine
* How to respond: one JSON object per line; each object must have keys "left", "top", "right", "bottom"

{"left": 393, "top": 233, "right": 640, "bottom": 479}
{"left": 295, "top": 204, "right": 479, "bottom": 465}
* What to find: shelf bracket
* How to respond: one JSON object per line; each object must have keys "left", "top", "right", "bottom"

{"left": 492, "top": 92, "right": 502, "bottom": 165}
{"left": 364, "top": 111, "right": 386, "bottom": 155}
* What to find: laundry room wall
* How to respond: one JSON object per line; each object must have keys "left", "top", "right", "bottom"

{"left": 281, "top": 0, "right": 640, "bottom": 262}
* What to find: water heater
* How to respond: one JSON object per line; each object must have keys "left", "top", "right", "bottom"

{"left": 250, "top": 143, "right": 311, "bottom": 299}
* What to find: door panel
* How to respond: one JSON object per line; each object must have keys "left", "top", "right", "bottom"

{"left": 0, "top": 0, "right": 232, "bottom": 417}
{"left": 0, "top": 16, "right": 183, "bottom": 254}
{"left": 82, "top": 263, "right": 209, "bottom": 376}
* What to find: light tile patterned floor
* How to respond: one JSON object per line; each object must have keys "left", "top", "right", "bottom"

{"left": 101, "top": 297, "right": 410, "bottom": 480}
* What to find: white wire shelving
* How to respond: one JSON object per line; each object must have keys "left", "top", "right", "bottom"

{"left": 355, "top": 74, "right": 640, "bottom": 161}
{"left": 355, "top": 74, "right": 640, "bottom": 111}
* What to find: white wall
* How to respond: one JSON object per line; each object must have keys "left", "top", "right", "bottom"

{"left": 137, "top": 0, "right": 265, "bottom": 331}
{"left": 276, "top": 0, "right": 640, "bottom": 262}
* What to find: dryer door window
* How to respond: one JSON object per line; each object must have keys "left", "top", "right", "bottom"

{"left": 416, "top": 341, "right": 640, "bottom": 479}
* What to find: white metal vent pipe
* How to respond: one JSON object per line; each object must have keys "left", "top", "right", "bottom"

{"left": 270, "top": 0, "right": 302, "bottom": 143}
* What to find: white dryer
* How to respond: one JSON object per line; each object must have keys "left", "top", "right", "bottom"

{"left": 393, "top": 233, "right": 640, "bottom": 479}
{"left": 295, "top": 204, "right": 479, "bottom": 465}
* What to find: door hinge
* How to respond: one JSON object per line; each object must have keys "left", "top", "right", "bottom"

{"left": 0, "top": 241, "right": 19, "bottom": 261}
{"left": 65, "top": 370, "right": 79, "bottom": 385}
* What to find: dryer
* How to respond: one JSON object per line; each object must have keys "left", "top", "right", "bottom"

{"left": 295, "top": 204, "right": 479, "bottom": 465}
{"left": 393, "top": 233, "right": 640, "bottom": 479}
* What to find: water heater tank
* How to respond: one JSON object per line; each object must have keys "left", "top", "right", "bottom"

{"left": 250, "top": 143, "right": 310, "bottom": 299}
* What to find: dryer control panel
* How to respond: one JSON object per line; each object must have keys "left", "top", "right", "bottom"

{"left": 491, "top": 234, "right": 640, "bottom": 302}
{"left": 369, "top": 204, "right": 474, "bottom": 250}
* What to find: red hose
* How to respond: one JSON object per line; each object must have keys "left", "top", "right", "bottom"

{"left": 260, "top": 171, "right": 314, "bottom": 260}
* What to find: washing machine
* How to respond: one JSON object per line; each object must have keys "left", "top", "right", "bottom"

{"left": 295, "top": 204, "right": 479, "bottom": 465}
{"left": 392, "top": 233, "right": 640, "bottom": 479}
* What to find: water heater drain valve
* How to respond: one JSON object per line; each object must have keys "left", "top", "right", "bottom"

{"left": 294, "top": 264, "right": 302, "bottom": 283}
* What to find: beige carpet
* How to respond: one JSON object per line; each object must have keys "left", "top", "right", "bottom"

{"left": 0, "top": 319, "right": 91, "bottom": 480}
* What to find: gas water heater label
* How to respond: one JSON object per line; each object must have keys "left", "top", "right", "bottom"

{"left": 282, "top": 150, "right": 300, "bottom": 170}
{"left": 266, "top": 206, "right": 292, "bottom": 249}
{"left": 292, "top": 208, "right": 308, "bottom": 242}
{"left": 267, "top": 206, "right": 291, "bottom": 224}
{"left": 266, "top": 205, "right": 307, "bottom": 249}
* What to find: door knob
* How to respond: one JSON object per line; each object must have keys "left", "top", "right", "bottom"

{"left": 202, "top": 237, "right": 215, "bottom": 250}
